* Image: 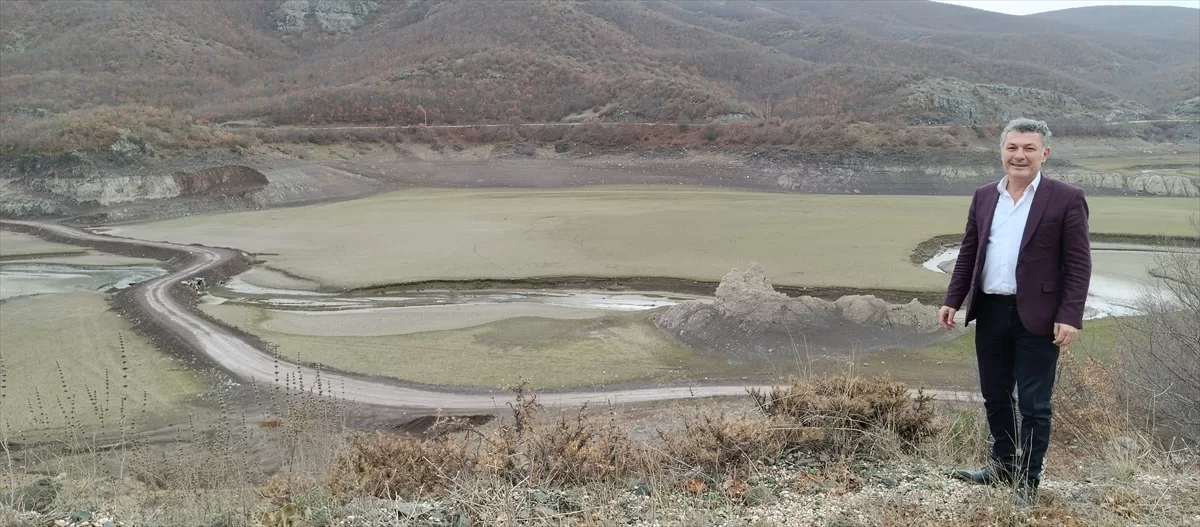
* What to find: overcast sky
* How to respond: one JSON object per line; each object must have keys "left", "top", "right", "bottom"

{"left": 931, "top": 0, "right": 1200, "bottom": 15}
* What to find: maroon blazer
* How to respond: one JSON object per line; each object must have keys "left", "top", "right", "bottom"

{"left": 943, "top": 174, "right": 1092, "bottom": 336}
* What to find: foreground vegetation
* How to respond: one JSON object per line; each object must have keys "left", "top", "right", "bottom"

{"left": 1, "top": 366, "right": 1195, "bottom": 526}
{"left": 115, "top": 187, "right": 1199, "bottom": 291}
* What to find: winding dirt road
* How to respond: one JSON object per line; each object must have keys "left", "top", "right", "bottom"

{"left": 0, "top": 219, "right": 979, "bottom": 410}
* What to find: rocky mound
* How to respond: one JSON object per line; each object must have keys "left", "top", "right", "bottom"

{"left": 654, "top": 263, "right": 940, "bottom": 359}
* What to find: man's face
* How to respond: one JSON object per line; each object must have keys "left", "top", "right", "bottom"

{"left": 1001, "top": 131, "right": 1049, "bottom": 180}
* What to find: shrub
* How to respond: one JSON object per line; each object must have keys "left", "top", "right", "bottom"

{"left": 480, "top": 384, "right": 648, "bottom": 486}
{"left": 749, "top": 375, "right": 938, "bottom": 453}
{"left": 657, "top": 409, "right": 786, "bottom": 477}
{"left": 1053, "top": 351, "right": 1130, "bottom": 449}
{"left": 328, "top": 431, "right": 474, "bottom": 500}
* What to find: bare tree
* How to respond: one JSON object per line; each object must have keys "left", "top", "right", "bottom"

{"left": 1120, "top": 219, "right": 1200, "bottom": 441}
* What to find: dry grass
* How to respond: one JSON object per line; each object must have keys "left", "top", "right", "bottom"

{"left": 322, "top": 377, "right": 940, "bottom": 508}
{"left": 329, "top": 384, "right": 653, "bottom": 503}
{"left": 657, "top": 408, "right": 788, "bottom": 479}
{"left": 1, "top": 369, "right": 1197, "bottom": 526}
{"left": 751, "top": 375, "right": 938, "bottom": 454}
{"left": 328, "top": 431, "right": 474, "bottom": 500}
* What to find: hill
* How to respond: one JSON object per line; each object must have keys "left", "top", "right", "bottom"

{"left": 1031, "top": 5, "right": 1200, "bottom": 43}
{"left": 1, "top": 0, "right": 1197, "bottom": 133}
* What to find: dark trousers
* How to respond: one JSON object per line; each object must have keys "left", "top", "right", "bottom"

{"left": 974, "top": 293, "right": 1060, "bottom": 481}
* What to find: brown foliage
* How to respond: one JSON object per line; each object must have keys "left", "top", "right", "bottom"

{"left": 1052, "top": 351, "right": 1130, "bottom": 448}
{"left": 750, "top": 375, "right": 938, "bottom": 452}
{"left": 328, "top": 431, "right": 475, "bottom": 500}
{"left": 3, "top": 0, "right": 1190, "bottom": 133}
{"left": 328, "top": 384, "right": 650, "bottom": 500}
{"left": 657, "top": 410, "right": 787, "bottom": 477}
{"left": 479, "top": 385, "right": 649, "bottom": 487}
{"left": 1, "top": 105, "right": 246, "bottom": 154}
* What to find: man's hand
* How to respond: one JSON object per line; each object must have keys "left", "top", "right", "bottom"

{"left": 938, "top": 306, "right": 957, "bottom": 330}
{"left": 1053, "top": 322, "right": 1079, "bottom": 350}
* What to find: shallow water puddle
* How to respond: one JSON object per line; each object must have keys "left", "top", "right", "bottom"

{"left": 0, "top": 263, "right": 166, "bottom": 300}
{"left": 920, "top": 244, "right": 1190, "bottom": 318}
{"left": 213, "top": 269, "right": 697, "bottom": 319}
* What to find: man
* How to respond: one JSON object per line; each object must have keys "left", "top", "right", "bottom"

{"left": 938, "top": 118, "right": 1092, "bottom": 507}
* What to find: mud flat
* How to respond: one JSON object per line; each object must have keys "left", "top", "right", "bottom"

{"left": 0, "top": 230, "right": 159, "bottom": 266}
{"left": 226, "top": 303, "right": 610, "bottom": 337}
{"left": 202, "top": 301, "right": 751, "bottom": 389}
{"left": 110, "top": 187, "right": 1199, "bottom": 291}
{"left": 198, "top": 267, "right": 734, "bottom": 388}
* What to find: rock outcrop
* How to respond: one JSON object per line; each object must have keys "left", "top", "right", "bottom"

{"left": 654, "top": 264, "right": 940, "bottom": 358}
{"left": 752, "top": 150, "right": 1200, "bottom": 197}
{"left": 1173, "top": 97, "right": 1200, "bottom": 118}
{"left": 274, "top": 0, "right": 380, "bottom": 35}
{"left": 901, "top": 77, "right": 1150, "bottom": 125}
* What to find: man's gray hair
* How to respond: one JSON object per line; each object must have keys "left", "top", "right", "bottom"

{"left": 1000, "top": 118, "right": 1051, "bottom": 149}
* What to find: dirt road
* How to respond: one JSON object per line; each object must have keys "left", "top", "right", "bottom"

{"left": 0, "top": 219, "right": 980, "bottom": 410}
{"left": 224, "top": 118, "right": 1198, "bottom": 132}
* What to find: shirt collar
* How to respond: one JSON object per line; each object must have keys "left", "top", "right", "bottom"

{"left": 997, "top": 172, "right": 1042, "bottom": 196}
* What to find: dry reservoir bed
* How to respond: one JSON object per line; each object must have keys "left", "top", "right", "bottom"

{"left": 202, "top": 301, "right": 753, "bottom": 389}
{"left": 110, "top": 187, "right": 1200, "bottom": 292}
{"left": 0, "top": 292, "right": 207, "bottom": 435}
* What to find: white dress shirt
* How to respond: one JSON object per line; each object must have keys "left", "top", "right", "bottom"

{"left": 981, "top": 173, "right": 1041, "bottom": 295}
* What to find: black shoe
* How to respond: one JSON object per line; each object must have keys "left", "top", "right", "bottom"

{"left": 1013, "top": 478, "right": 1039, "bottom": 508}
{"left": 950, "top": 465, "right": 1015, "bottom": 486}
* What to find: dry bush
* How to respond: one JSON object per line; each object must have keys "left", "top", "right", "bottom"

{"left": 656, "top": 409, "right": 787, "bottom": 478}
{"left": 327, "top": 431, "right": 475, "bottom": 500}
{"left": 480, "top": 384, "right": 649, "bottom": 487}
{"left": 1052, "top": 351, "right": 1130, "bottom": 450}
{"left": 328, "top": 384, "right": 651, "bottom": 500}
{"left": 749, "top": 375, "right": 938, "bottom": 454}
{"left": 1051, "top": 230, "right": 1200, "bottom": 476}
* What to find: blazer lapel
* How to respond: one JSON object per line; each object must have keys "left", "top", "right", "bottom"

{"left": 1020, "top": 176, "right": 1054, "bottom": 252}
{"left": 977, "top": 184, "right": 999, "bottom": 250}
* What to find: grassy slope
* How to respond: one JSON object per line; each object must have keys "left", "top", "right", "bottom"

{"left": 117, "top": 187, "right": 1200, "bottom": 291}
{"left": 203, "top": 302, "right": 751, "bottom": 389}
{"left": 0, "top": 292, "right": 207, "bottom": 435}
{"left": 861, "top": 317, "right": 1126, "bottom": 389}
